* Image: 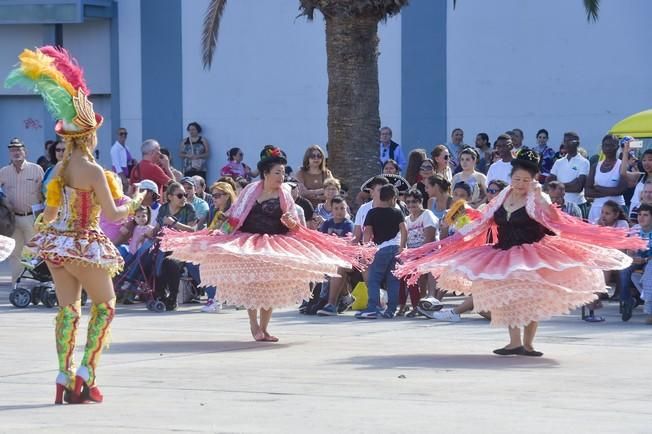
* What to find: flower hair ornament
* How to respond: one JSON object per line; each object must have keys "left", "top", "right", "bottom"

{"left": 4, "top": 46, "right": 101, "bottom": 137}
{"left": 260, "top": 145, "right": 287, "bottom": 162}
{"left": 511, "top": 148, "right": 541, "bottom": 171}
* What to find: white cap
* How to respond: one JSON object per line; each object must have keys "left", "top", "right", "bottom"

{"left": 136, "top": 179, "right": 158, "bottom": 193}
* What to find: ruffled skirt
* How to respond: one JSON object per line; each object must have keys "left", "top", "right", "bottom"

{"left": 161, "top": 228, "right": 369, "bottom": 310}
{"left": 30, "top": 228, "right": 124, "bottom": 277}
{"left": 421, "top": 236, "right": 631, "bottom": 327}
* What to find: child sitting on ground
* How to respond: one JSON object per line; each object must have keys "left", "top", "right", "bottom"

{"left": 356, "top": 184, "right": 407, "bottom": 319}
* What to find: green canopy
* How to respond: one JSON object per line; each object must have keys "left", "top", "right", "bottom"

{"left": 609, "top": 109, "right": 652, "bottom": 138}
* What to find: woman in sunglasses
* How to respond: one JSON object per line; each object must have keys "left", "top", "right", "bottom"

{"left": 414, "top": 158, "right": 435, "bottom": 208}
{"left": 431, "top": 144, "right": 453, "bottom": 183}
{"left": 296, "top": 144, "right": 333, "bottom": 206}
{"left": 156, "top": 182, "right": 197, "bottom": 232}
{"left": 41, "top": 140, "right": 66, "bottom": 197}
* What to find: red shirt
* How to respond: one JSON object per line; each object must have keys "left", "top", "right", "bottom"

{"left": 129, "top": 159, "right": 171, "bottom": 194}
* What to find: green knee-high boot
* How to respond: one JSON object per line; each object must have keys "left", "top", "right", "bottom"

{"left": 54, "top": 301, "right": 81, "bottom": 404}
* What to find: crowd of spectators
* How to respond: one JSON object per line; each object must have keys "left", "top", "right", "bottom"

{"left": 1, "top": 123, "right": 651, "bottom": 324}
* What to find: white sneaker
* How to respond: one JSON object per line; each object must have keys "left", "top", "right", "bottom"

{"left": 201, "top": 299, "right": 221, "bottom": 313}
{"left": 432, "top": 308, "right": 461, "bottom": 322}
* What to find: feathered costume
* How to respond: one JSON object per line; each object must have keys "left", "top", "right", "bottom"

{"left": 398, "top": 166, "right": 645, "bottom": 328}
{"left": 5, "top": 46, "right": 128, "bottom": 403}
{"left": 161, "top": 165, "right": 372, "bottom": 310}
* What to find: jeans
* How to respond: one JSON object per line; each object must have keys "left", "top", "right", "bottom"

{"left": 618, "top": 264, "right": 641, "bottom": 304}
{"left": 205, "top": 286, "right": 217, "bottom": 300}
{"left": 365, "top": 245, "right": 400, "bottom": 314}
{"left": 631, "top": 262, "right": 652, "bottom": 315}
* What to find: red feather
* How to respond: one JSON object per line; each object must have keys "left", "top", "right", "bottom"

{"left": 39, "top": 45, "right": 90, "bottom": 95}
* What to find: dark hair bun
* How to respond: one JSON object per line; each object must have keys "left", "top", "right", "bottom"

{"left": 511, "top": 148, "right": 540, "bottom": 172}
{"left": 257, "top": 145, "right": 288, "bottom": 175}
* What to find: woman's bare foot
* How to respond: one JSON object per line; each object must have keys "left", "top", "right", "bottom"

{"left": 262, "top": 331, "right": 279, "bottom": 342}
{"left": 251, "top": 327, "right": 265, "bottom": 342}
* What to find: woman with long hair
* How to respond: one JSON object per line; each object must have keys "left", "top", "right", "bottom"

{"left": 296, "top": 144, "right": 333, "bottom": 206}
{"left": 405, "top": 149, "right": 428, "bottom": 186}
{"left": 6, "top": 46, "right": 143, "bottom": 403}
{"left": 161, "top": 146, "right": 370, "bottom": 342}
{"left": 399, "top": 149, "right": 644, "bottom": 357}
{"left": 431, "top": 144, "right": 453, "bottom": 182}
{"left": 41, "top": 139, "right": 65, "bottom": 197}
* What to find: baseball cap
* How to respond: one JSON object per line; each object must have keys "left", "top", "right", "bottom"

{"left": 136, "top": 179, "right": 158, "bottom": 194}
{"left": 180, "top": 176, "right": 195, "bottom": 187}
{"left": 8, "top": 138, "right": 24, "bottom": 148}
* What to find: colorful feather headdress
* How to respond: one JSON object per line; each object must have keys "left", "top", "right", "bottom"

{"left": 4, "top": 46, "right": 102, "bottom": 137}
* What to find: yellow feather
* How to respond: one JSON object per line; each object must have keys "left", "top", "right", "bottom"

{"left": 45, "top": 176, "right": 63, "bottom": 208}
{"left": 104, "top": 170, "right": 124, "bottom": 200}
{"left": 18, "top": 49, "right": 76, "bottom": 96}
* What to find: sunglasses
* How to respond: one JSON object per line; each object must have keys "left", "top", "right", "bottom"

{"left": 405, "top": 199, "right": 420, "bottom": 204}
{"left": 212, "top": 192, "right": 225, "bottom": 198}
{"left": 173, "top": 193, "right": 188, "bottom": 199}
{"left": 443, "top": 155, "right": 450, "bottom": 160}
{"left": 487, "top": 188, "right": 499, "bottom": 194}
{"left": 420, "top": 165, "right": 434, "bottom": 170}
{"left": 55, "top": 148, "right": 65, "bottom": 152}
{"left": 119, "top": 132, "right": 128, "bottom": 136}
{"left": 310, "top": 154, "right": 323, "bottom": 159}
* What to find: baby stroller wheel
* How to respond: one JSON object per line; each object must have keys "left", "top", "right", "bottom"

{"left": 146, "top": 300, "right": 156, "bottom": 311}
{"left": 10, "top": 288, "right": 31, "bottom": 308}
{"left": 152, "top": 300, "right": 166, "bottom": 313}
{"left": 43, "top": 290, "right": 58, "bottom": 308}
{"left": 81, "top": 290, "right": 88, "bottom": 306}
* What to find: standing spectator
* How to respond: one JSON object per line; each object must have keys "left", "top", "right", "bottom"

{"left": 508, "top": 128, "right": 525, "bottom": 152}
{"left": 221, "top": 147, "right": 258, "bottom": 182}
{"left": 585, "top": 134, "right": 627, "bottom": 223}
{"left": 379, "top": 126, "right": 406, "bottom": 172}
{"left": 431, "top": 145, "right": 453, "bottom": 182}
{"left": 110, "top": 127, "right": 136, "bottom": 191}
{"left": 623, "top": 142, "right": 652, "bottom": 213}
{"left": 404, "top": 149, "right": 428, "bottom": 186}
{"left": 486, "top": 134, "right": 514, "bottom": 184}
{"left": 547, "top": 132, "right": 590, "bottom": 218}
{"left": 179, "top": 121, "right": 210, "bottom": 179}
{"left": 129, "top": 139, "right": 173, "bottom": 194}
{"left": 36, "top": 139, "right": 55, "bottom": 171}
{"left": 180, "top": 176, "right": 209, "bottom": 229}
{"left": 0, "top": 138, "right": 44, "bottom": 285}
{"left": 446, "top": 128, "right": 465, "bottom": 170}
{"left": 545, "top": 181, "right": 583, "bottom": 218}
{"left": 452, "top": 148, "right": 487, "bottom": 207}
{"left": 534, "top": 129, "right": 555, "bottom": 182}
{"left": 357, "top": 185, "right": 407, "bottom": 319}
{"left": 414, "top": 158, "right": 435, "bottom": 208}
{"left": 474, "top": 133, "right": 492, "bottom": 174}
{"left": 553, "top": 143, "right": 567, "bottom": 161}
{"left": 41, "top": 140, "right": 65, "bottom": 197}
{"left": 296, "top": 145, "right": 333, "bottom": 207}
{"left": 382, "top": 159, "right": 400, "bottom": 175}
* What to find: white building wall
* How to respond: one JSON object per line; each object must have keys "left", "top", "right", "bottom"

{"left": 446, "top": 0, "right": 652, "bottom": 154}
{"left": 181, "top": 0, "right": 402, "bottom": 179}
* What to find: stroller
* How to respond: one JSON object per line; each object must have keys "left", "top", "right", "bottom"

{"left": 10, "top": 257, "right": 88, "bottom": 308}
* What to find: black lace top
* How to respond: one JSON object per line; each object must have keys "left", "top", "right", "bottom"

{"left": 493, "top": 205, "right": 553, "bottom": 250}
{"left": 239, "top": 198, "right": 289, "bottom": 235}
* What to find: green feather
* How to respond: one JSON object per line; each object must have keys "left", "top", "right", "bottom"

{"left": 4, "top": 68, "right": 76, "bottom": 122}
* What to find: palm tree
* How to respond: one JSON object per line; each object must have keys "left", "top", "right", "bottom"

{"left": 202, "top": 0, "right": 601, "bottom": 190}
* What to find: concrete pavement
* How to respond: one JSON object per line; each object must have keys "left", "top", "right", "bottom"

{"left": 0, "top": 277, "right": 650, "bottom": 434}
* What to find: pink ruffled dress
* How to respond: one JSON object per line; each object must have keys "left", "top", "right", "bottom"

{"left": 160, "top": 181, "right": 371, "bottom": 310}
{"left": 398, "top": 187, "right": 646, "bottom": 327}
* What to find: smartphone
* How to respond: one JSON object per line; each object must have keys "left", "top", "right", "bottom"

{"left": 629, "top": 139, "right": 643, "bottom": 149}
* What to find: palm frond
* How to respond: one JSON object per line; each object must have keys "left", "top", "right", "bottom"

{"left": 453, "top": 0, "right": 457, "bottom": 9}
{"left": 584, "top": 0, "right": 599, "bottom": 21}
{"left": 201, "top": 0, "right": 227, "bottom": 70}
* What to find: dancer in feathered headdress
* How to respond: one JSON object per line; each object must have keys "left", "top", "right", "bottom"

{"left": 5, "top": 46, "right": 143, "bottom": 404}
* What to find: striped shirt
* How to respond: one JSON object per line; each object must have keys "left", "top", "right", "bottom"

{"left": 0, "top": 161, "right": 44, "bottom": 213}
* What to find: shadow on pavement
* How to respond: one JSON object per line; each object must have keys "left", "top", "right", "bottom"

{"left": 0, "top": 403, "right": 58, "bottom": 412}
{"left": 340, "top": 353, "right": 559, "bottom": 370}
{"left": 108, "top": 340, "right": 292, "bottom": 354}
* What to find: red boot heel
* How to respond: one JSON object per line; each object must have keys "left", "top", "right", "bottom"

{"left": 55, "top": 383, "right": 65, "bottom": 405}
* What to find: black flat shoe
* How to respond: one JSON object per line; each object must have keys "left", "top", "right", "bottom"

{"left": 520, "top": 349, "right": 543, "bottom": 357}
{"left": 493, "top": 346, "right": 524, "bottom": 356}
{"left": 622, "top": 300, "right": 633, "bottom": 322}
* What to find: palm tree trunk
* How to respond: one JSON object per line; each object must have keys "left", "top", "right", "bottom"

{"left": 325, "top": 14, "right": 380, "bottom": 192}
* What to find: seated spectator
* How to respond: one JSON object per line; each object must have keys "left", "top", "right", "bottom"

{"left": 286, "top": 179, "right": 310, "bottom": 227}
{"left": 130, "top": 139, "right": 174, "bottom": 194}
{"left": 546, "top": 181, "right": 582, "bottom": 218}
{"left": 296, "top": 144, "right": 333, "bottom": 206}
{"left": 129, "top": 206, "right": 155, "bottom": 256}
{"left": 179, "top": 121, "right": 210, "bottom": 179}
{"left": 597, "top": 200, "right": 629, "bottom": 229}
{"left": 180, "top": 176, "right": 209, "bottom": 229}
{"left": 623, "top": 144, "right": 652, "bottom": 215}
{"left": 314, "top": 177, "right": 344, "bottom": 228}
{"left": 452, "top": 182, "right": 472, "bottom": 204}
{"left": 452, "top": 148, "right": 487, "bottom": 207}
{"left": 585, "top": 134, "right": 627, "bottom": 224}
{"left": 400, "top": 189, "right": 439, "bottom": 317}
{"left": 414, "top": 158, "right": 436, "bottom": 208}
{"left": 316, "top": 197, "right": 355, "bottom": 316}
{"left": 424, "top": 175, "right": 453, "bottom": 230}
{"left": 619, "top": 204, "right": 652, "bottom": 323}
{"left": 431, "top": 144, "right": 453, "bottom": 182}
{"left": 404, "top": 149, "right": 428, "bottom": 186}
{"left": 483, "top": 179, "right": 509, "bottom": 207}
{"left": 382, "top": 159, "right": 401, "bottom": 175}
{"left": 160, "top": 147, "right": 183, "bottom": 181}
{"left": 629, "top": 180, "right": 652, "bottom": 224}
{"left": 221, "top": 147, "right": 258, "bottom": 181}
{"left": 487, "top": 134, "right": 513, "bottom": 184}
